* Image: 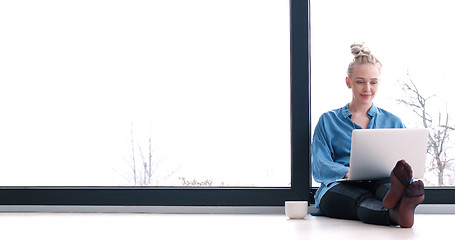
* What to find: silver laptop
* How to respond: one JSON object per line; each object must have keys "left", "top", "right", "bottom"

{"left": 343, "top": 128, "right": 428, "bottom": 181}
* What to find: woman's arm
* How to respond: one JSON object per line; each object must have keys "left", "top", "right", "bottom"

{"left": 312, "top": 136, "right": 349, "bottom": 184}
{"left": 311, "top": 117, "right": 350, "bottom": 185}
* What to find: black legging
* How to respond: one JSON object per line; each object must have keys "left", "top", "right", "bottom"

{"left": 319, "top": 178, "right": 397, "bottom": 226}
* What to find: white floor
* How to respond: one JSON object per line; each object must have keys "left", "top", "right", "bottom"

{"left": 0, "top": 212, "right": 451, "bottom": 240}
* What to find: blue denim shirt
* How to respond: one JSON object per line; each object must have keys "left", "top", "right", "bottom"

{"left": 311, "top": 103, "right": 405, "bottom": 211}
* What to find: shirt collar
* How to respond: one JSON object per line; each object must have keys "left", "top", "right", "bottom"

{"left": 368, "top": 103, "right": 378, "bottom": 118}
{"left": 342, "top": 103, "right": 351, "bottom": 118}
{"left": 342, "top": 103, "right": 377, "bottom": 119}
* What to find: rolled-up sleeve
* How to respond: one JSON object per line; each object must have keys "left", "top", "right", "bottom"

{"left": 312, "top": 118, "right": 349, "bottom": 186}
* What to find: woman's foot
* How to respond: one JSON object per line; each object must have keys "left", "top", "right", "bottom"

{"left": 389, "top": 180, "right": 425, "bottom": 228}
{"left": 383, "top": 160, "right": 413, "bottom": 209}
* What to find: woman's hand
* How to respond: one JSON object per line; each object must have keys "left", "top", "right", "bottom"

{"left": 344, "top": 169, "right": 350, "bottom": 179}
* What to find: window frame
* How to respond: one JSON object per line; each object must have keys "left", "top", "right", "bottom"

{"left": 2, "top": 0, "right": 452, "bottom": 208}
{"left": 0, "top": 0, "right": 311, "bottom": 206}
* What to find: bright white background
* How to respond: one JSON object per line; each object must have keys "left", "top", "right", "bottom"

{"left": 2, "top": 0, "right": 454, "bottom": 187}
{"left": 0, "top": 0, "right": 290, "bottom": 186}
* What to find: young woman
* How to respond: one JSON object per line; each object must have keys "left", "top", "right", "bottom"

{"left": 311, "top": 43, "right": 425, "bottom": 228}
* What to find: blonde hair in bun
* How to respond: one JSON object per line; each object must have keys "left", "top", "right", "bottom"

{"left": 347, "top": 43, "right": 382, "bottom": 77}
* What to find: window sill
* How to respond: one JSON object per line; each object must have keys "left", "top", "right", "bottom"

{"left": 0, "top": 204, "right": 453, "bottom": 214}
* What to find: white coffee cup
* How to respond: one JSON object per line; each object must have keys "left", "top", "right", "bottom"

{"left": 285, "top": 201, "right": 308, "bottom": 219}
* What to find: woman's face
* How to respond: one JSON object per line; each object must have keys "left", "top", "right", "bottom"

{"left": 345, "top": 63, "right": 380, "bottom": 106}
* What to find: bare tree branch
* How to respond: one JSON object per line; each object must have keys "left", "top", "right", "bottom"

{"left": 398, "top": 75, "right": 454, "bottom": 185}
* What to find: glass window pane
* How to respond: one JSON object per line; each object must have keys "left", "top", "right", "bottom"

{"left": 311, "top": 0, "right": 455, "bottom": 187}
{"left": 0, "top": 0, "right": 290, "bottom": 187}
